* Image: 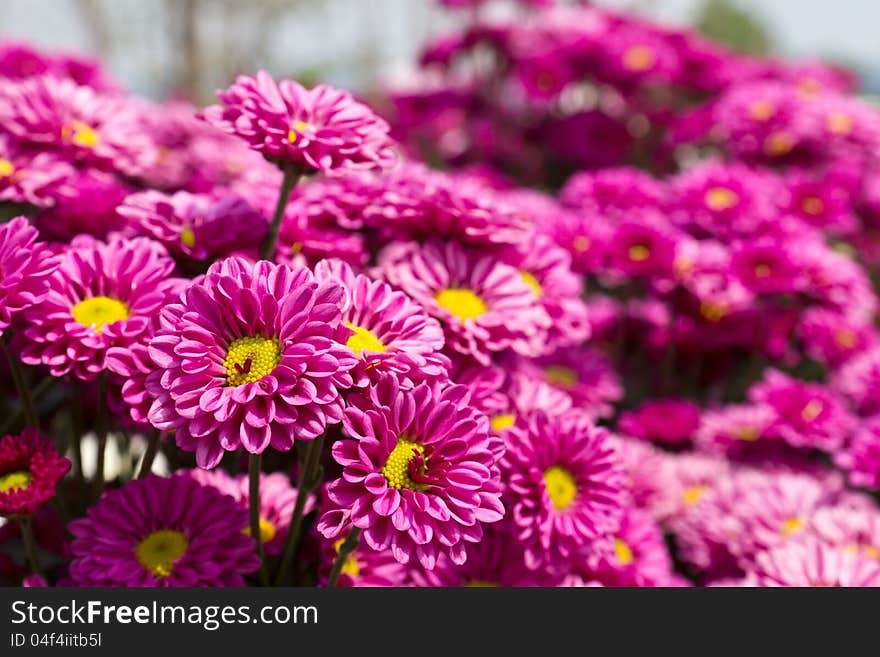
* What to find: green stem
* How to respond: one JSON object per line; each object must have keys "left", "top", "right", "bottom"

{"left": 249, "top": 452, "right": 270, "bottom": 586}
{"left": 70, "top": 381, "right": 85, "bottom": 490}
{"left": 259, "top": 167, "right": 300, "bottom": 261}
{"left": 93, "top": 372, "right": 108, "bottom": 501}
{"left": 0, "top": 374, "right": 55, "bottom": 435}
{"left": 274, "top": 435, "right": 325, "bottom": 585}
{"left": 0, "top": 337, "right": 37, "bottom": 427}
{"left": 19, "top": 516, "right": 41, "bottom": 576}
{"left": 137, "top": 429, "right": 163, "bottom": 479}
{"left": 326, "top": 528, "right": 361, "bottom": 588}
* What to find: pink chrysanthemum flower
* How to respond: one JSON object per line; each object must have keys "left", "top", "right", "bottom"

{"left": 317, "top": 376, "right": 505, "bottom": 569}
{"left": 544, "top": 207, "right": 611, "bottom": 276}
{"left": 753, "top": 536, "right": 880, "bottom": 587}
{"left": 184, "top": 469, "right": 313, "bottom": 556}
{"left": 654, "top": 452, "right": 730, "bottom": 525}
{"left": 361, "top": 162, "right": 530, "bottom": 248}
{"left": 798, "top": 308, "right": 876, "bottom": 368}
{"left": 118, "top": 190, "right": 268, "bottom": 260}
{"left": 69, "top": 474, "right": 260, "bottom": 587}
{"left": 146, "top": 257, "right": 357, "bottom": 469}
{"left": 499, "top": 233, "right": 590, "bottom": 350}
{"left": 20, "top": 236, "right": 178, "bottom": 381}
{"left": 0, "top": 75, "right": 156, "bottom": 176}
{"left": 578, "top": 508, "right": 677, "bottom": 587}
{"left": 748, "top": 369, "right": 855, "bottom": 452}
{"left": 314, "top": 259, "right": 448, "bottom": 389}
{"left": 831, "top": 347, "right": 880, "bottom": 415}
{"left": 694, "top": 403, "right": 777, "bottom": 456}
{"left": 202, "top": 71, "right": 395, "bottom": 174}
{"left": 0, "top": 429, "right": 70, "bottom": 518}
{"left": 377, "top": 240, "right": 550, "bottom": 365}
{"left": 606, "top": 217, "right": 678, "bottom": 279}
{"left": 0, "top": 135, "right": 72, "bottom": 207}
{"left": 0, "top": 216, "right": 57, "bottom": 335}
{"left": 613, "top": 435, "right": 668, "bottom": 513}
{"left": 618, "top": 398, "right": 701, "bottom": 447}
{"left": 501, "top": 411, "right": 626, "bottom": 570}
{"left": 731, "top": 238, "right": 802, "bottom": 295}
{"left": 560, "top": 167, "right": 667, "bottom": 218}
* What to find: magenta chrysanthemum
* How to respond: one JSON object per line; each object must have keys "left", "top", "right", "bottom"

{"left": 0, "top": 135, "right": 72, "bottom": 207}
{"left": 20, "top": 236, "right": 180, "bottom": 380}
{"left": 146, "top": 256, "right": 357, "bottom": 468}
{"left": 501, "top": 411, "right": 626, "bottom": 570}
{"left": 752, "top": 536, "right": 880, "bottom": 587}
{"left": 378, "top": 240, "right": 550, "bottom": 365}
{"left": 314, "top": 259, "right": 449, "bottom": 389}
{"left": 0, "top": 429, "right": 70, "bottom": 517}
{"left": 68, "top": 474, "right": 260, "bottom": 587}
{"left": 184, "top": 469, "right": 313, "bottom": 556}
{"left": 318, "top": 376, "right": 505, "bottom": 569}
{"left": 0, "top": 216, "right": 57, "bottom": 334}
{"left": 0, "top": 75, "right": 156, "bottom": 176}
{"left": 201, "top": 71, "right": 395, "bottom": 174}
{"left": 118, "top": 190, "right": 268, "bottom": 260}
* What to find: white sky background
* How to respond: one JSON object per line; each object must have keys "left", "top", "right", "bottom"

{"left": 1, "top": 0, "right": 879, "bottom": 95}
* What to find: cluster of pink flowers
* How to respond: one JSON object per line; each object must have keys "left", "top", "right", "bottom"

{"left": 3, "top": 2, "right": 880, "bottom": 588}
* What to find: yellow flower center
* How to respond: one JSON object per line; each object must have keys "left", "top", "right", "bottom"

{"left": 704, "top": 186, "right": 739, "bottom": 212}
{"left": 544, "top": 365, "right": 577, "bottom": 389}
{"left": 733, "top": 425, "right": 760, "bottom": 442}
{"left": 135, "top": 529, "right": 188, "bottom": 578}
{"left": 748, "top": 99, "right": 776, "bottom": 121}
{"left": 490, "top": 414, "right": 516, "bottom": 432}
{"left": 572, "top": 235, "right": 591, "bottom": 253}
{"left": 180, "top": 227, "right": 196, "bottom": 248}
{"left": 827, "top": 112, "right": 853, "bottom": 135}
{"left": 64, "top": 120, "right": 100, "bottom": 149}
{"left": 801, "top": 399, "right": 823, "bottom": 422}
{"left": 520, "top": 271, "right": 542, "bottom": 297}
{"left": 798, "top": 77, "right": 822, "bottom": 95}
{"left": 835, "top": 329, "right": 857, "bottom": 349}
{"left": 754, "top": 264, "right": 771, "bottom": 278}
{"left": 287, "top": 120, "right": 313, "bottom": 144}
{"left": 333, "top": 538, "right": 360, "bottom": 577}
{"left": 465, "top": 580, "right": 500, "bottom": 587}
{"left": 544, "top": 465, "right": 577, "bottom": 511}
{"left": 71, "top": 296, "right": 129, "bottom": 333}
{"left": 614, "top": 538, "right": 634, "bottom": 565}
{"left": 682, "top": 485, "right": 705, "bottom": 506}
{"left": 801, "top": 196, "right": 824, "bottom": 216}
{"left": 622, "top": 45, "right": 656, "bottom": 72}
{"left": 780, "top": 517, "right": 804, "bottom": 537}
{"left": 382, "top": 438, "right": 429, "bottom": 492}
{"left": 435, "top": 288, "right": 487, "bottom": 321}
{"left": 628, "top": 244, "right": 650, "bottom": 262}
{"left": 344, "top": 322, "right": 386, "bottom": 356}
{"left": 700, "top": 302, "right": 728, "bottom": 323}
{"left": 764, "top": 131, "right": 794, "bottom": 156}
{"left": 0, "top": 470, "right": 31, "bottom": 493}
{"left": 243, "top": 517, "right": 277, "bottom": 544}
{"left": 224, "top": 336, "right": 281, "bottom": 386}
{"left": 0, "top": 158, "right": 15, "bottom": 177}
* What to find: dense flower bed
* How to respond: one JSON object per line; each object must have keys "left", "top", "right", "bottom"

{"left": 2, "top": 1, "right": 880, "bottom": 588}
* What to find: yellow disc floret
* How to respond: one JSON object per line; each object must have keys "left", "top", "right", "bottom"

{"left": 382, "top": 438, "right": 428, "bottom": 492}
{"left": 544, "top": 465, "right": 577, "bottom": 511}
{"left": 333, "top": 538, "right": 361, "bottom": 577}
{"left": 0, "top": 470, "right": 31, "bottom": 493}
{"left": 71, "top": 296, "right": 129, "bottom": 333}
{"left": 64, "top": 120, "right": 100, "bottom": 149}
{"left": 491, "top": 414, "right": 516, "bottom": 432}
{"left": 628, "top": 244, "right": 650, "bottom": 262}
{"left": 682, "top": 485, "right": 705, "bottom": 506}
{"left": 435, "top": 288, "right": 487, "bottom": 321}
{"left": 704, "top": 186, "right": 739, "bottom": 212}
{"left": 0, "top": 158, "right": 15, "bottom": 177}
{"left": 521, "top": 271, "right": 543, "bottom": 297}
{"left": 243, "top": 517, "right": 277, "bottom": 544}
{"left": 544, "top": 365, "right": 577, "bottom": 389}
{"left": 224, "top": 336, "right": 281, "bottom": 386}
{"left": 135, "top": 529, "right": 188, "bottom": 578}
{"left": 622, "top": 45, "right": 656, "bottom": 72}
{"left": 180, "top": 227, "right": 196, "bottom": 248}
{"left": 614, "top": 538, "right": 635, "bottom": 565}
{"left": 344, "top": 322, "right": 386, "bottom": 356}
